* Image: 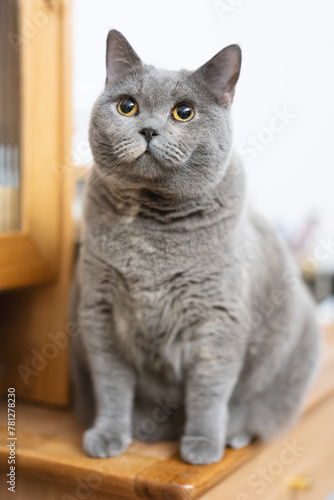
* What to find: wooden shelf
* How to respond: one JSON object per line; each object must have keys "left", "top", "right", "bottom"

{"left": 1, "top": 325, "right": 334, "bottom": 500}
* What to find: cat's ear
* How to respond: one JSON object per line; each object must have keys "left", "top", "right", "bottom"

{"left": 194, "top": 45, "right": 241, "bottom": 105}
{"left": 106, "top": 30, "right": 142, "bottom": 85}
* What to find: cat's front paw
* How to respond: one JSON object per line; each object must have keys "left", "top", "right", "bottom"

{"left": 83, "top": 427, "right": 131, "bottom": 458}
{"left": 180, "top": 435, "right": 224, "bottom": 465}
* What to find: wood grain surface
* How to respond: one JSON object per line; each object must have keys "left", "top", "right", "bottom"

{"left": 0, "top": 326, "right": 333, "bottom": 500}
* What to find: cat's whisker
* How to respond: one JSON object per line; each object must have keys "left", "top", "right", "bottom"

{"left": 83, "top": 157, "right": 124, "bottom": 195}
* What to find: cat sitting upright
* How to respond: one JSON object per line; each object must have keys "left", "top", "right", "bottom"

{"left": 71, "top": 30, "right": 321, "bottom": 465}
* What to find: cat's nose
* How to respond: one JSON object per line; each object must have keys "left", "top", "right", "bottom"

{"left": 139, "top": 127, "right": 159, "bottom": 145}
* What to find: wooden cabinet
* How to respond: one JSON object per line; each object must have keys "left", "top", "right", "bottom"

{"left": 0, "top": 0, "right": 72, "bottom": 291}
{"left": 0, "top": 0, "right": 73, "bottom": 406}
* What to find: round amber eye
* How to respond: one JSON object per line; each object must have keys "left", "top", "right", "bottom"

{"left": 117, "top": 98, "right": 138, "bottom": 117}
{"left": 173, "top": 103, "right": 194, "bottom": 122}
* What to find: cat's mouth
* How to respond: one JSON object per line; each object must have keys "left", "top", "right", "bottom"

{"left": 138, "top": 147, "right": 152, "bottom": 159}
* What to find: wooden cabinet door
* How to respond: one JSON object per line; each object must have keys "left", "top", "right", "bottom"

{"left": 0, "top": 0, "right": 72, "bottom": 291}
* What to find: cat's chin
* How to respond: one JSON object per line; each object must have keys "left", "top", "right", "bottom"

{"left": 136, "top": 150, "right": 178, "bottom": 173}
{"left": 135, "top": 152, "right": 163, "bottom": 173}
{"left": 136, "top": 149, "right": 156, "bottom": 162}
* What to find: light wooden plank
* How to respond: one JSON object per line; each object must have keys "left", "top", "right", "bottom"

{"left": 0, "top": 326, "right": 333, "bottom": 499}
{"left": 200, "top": 395, "right": 334, "bottom": 500}
{"left": 1, "top": 476, "right": 127, "bottom": 500}
{"left": 0, "top": 406, "right": 158, "bottom": 499}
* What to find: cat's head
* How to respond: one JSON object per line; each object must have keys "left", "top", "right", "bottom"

{"left": 89, "top": 30, "right": 241, "bottom": 199}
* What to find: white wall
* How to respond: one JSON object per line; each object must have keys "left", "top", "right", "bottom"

{"left": 73, "top": 0, "right": 334, "bottom": 268}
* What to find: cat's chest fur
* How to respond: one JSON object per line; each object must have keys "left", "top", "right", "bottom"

{"left": 87, "top": 206, "right": 233, "bottom": 380}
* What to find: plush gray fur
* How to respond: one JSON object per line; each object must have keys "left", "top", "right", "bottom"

{"left": 71, "top": 30, "right": 321, "bottom": 465}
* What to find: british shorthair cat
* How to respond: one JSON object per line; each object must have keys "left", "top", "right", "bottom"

{"left": 71, "top": 30, "right": 321, "bottom": 465}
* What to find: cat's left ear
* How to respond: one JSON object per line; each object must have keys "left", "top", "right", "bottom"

{"left": 194, "top": 44, "right": 242, "bottom": 105}
{"left": 106, "top": 30, "right": 142, "bottom": 85}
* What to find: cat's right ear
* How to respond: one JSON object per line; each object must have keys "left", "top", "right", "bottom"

{"left": 106, "top": 30, "right": 142, "bottom": 85}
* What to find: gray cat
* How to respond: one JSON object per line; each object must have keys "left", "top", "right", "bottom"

{"left": 71, "top": 30, "right": 321, "bottom": 465}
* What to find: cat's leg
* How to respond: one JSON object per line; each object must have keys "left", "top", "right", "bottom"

{"left": 226, "top": 400, "right": 253, "bottom": 449}
{"left": 228, "top": 433, "right": 253, "bottom": 449}
{"left": 79, "top": 258, "right": 135, "bottom": 458}
{"left": 247, "top": 316, "right": 321, "bottom": 440}
{"left": 180, "top": 363, "right": 237, "bottom": 464}
{"left": 81, "top": 311, "right": 135, "bottom": 457}
{"left": 180, "top": 327, "right": 244, "bottom": 465}
{"left": 70, "top": 331, "right": 95, "bottom": 428}
{"left": 69, "top": 267, "right": 96, "bottom": 428}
